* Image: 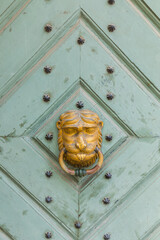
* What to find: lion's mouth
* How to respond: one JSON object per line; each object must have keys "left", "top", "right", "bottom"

{"left": 77, "top": 153, "right": 86, "bottom": 161}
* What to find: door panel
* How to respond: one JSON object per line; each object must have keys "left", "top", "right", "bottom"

{"left": 0, "top": 1, "right": 160, "bottom": 240}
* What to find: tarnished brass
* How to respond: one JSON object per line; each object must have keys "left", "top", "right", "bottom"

{"left": 56, "top": 109, "right": 103, "bottom": 176}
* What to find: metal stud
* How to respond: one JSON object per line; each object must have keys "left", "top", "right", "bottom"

{"left": 44, "top": 66, "right": 52, "bottom": 74}
{"left": 107, "top": 25, "right": 116, "bottom": 32}
{"left": 103, "top": 197, "right": 110, "bottom": 204}
{"left": 108, "top": 0, "right": 115, "bottom": 5}
{"left": 104, "top": 233, "right": 111, "bottom": 239}
{"left": 105, "top": 173, "right": 112, "bottom": 179}
{"left": 45, "top": 232, "right": 52, "bottom": 239}
{"left": 43, "top": 94, "right": 50, "bottom": 102}
{"left": 105, "top": 135, "right": 112, "bottom": 141}
{"left": 45, "top": 196, "right": 52, "bottom": 203}
{"left": 107, "top": 66, "right": 114, "bottom": 74}
{"left": 45, "top": 132, "right": 53, "bottom": 141}
{"left": 106, "top": 93, "right": 114, "bottom": 100}
{"left": 75, "top": 221, "right": 82, "bottom": 229}
{"left": 77, "top": 36, "right": 85, "bottom": 45}
{"left": 45, "top": 171, "right": 53, "bottom": 178}
{"left": 76, "top": 101, "right": 84, "bottom": 109}
{"left": 44, "top": 24, "right": 52, "bottom": 33}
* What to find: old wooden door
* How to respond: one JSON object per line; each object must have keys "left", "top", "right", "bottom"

{"left": 0, "top": 0, "right": 160, "bottom": 239}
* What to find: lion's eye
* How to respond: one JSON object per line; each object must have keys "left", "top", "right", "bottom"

{"left": 63, "top": 128, "right": 77, "bottom": 134}
{"left": 84, "top": 128, "right": 96, "bottom": 134}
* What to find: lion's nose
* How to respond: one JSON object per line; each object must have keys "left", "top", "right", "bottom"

{"left": 75, "top": 136, "right": 87, "bottom": 150}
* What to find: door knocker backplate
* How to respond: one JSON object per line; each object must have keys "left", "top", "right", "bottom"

{"left": 56, "top": 109, "right": 103, "bottom": 177}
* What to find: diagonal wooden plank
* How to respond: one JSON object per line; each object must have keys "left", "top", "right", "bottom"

{"left": 0, "top": 0, "right": 15, "bottom": 17}
{"left": 85, "top": 154, "right": 160, "bottom": 240}
{"left": 79, "top": 138, "right": 160, "bottom": 237}
{"left": 0, "top": 26, "right": 80, "bottom": 136}
{"left": 0, "top": 228, "right": 14, "bottom": 240}
{"left": 81, "top": 0, "right": 160, "bottom": 91}
{"left": 0, "top": 0, "right": 79, "bottom": 94}
{"left": 0, "top": 170, "right": 72, "bottom": 240}
{"left": 142, "top": 0, "right": 160, "bottom": 19}
{"left": 80, "top": 23, "right": 160, "bottom": 137}
{"left": 0, "top": 137, "right": 79, "bottom": 235}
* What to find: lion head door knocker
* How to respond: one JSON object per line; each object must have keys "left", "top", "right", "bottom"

{"left": 56, "top": 109, "right": 103, "bottom": 177}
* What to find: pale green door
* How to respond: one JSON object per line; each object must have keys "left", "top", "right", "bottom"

{"left": 0, "top": 0, "right": 160, "bottom": 239}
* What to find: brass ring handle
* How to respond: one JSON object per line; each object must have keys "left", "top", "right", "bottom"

{"left": 59, "top": 148, "right": 103, "bottom": 177}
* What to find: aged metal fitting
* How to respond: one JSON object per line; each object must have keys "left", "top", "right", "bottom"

{"left": 105, "top": 135, "right": 112, "bottom": 141}
{"left": 103, "top": 197, "right": 110, "bottom": 204}
{"left": 104, "top": 233, "right": 111, "bottom": 239}
{"left": 107, "top": 66, "right": 114, "bottom": 74}
{"left": 105, "top": 172, "right": 112, "bottom": 179}
{"left": 44, "top": 24, "right": 52, "bottom": 32}
{"left": 45, "top": 171, "right": 53, "bottom": 178}
{"left": 43, "top": 94, "right": 50, "bottom": 102}
{"left": 45, "top": 196, "right": 52, "bottom": 203}
{"left": 108, "top": 25, "right": 116, "bottom": 32}
{"left": 45, "top": 232, "right": 52, "bottom": 239}
{"left": 45, "top": 132, "right": 53, "bottom": 141}
{"left": 76, "top": 101, "right": 84, "bottom": 109}
{"left": 75, "top": 169, "right": 87, "bottom": 177}
{"left": 108, "top": 0, "right": 115, "bottom": 4}
{"left": 56, "top": 110, "right": 104, "bottom": 176}
{"left": 77, "top": 36, "right": 85, "bottom": 45}
{"left": 44, "top": 66, "right": 52, "bottom": 74}
{"left": 106, "top": 93, "right": 114, "bottom": 100}
{"left": 75, "top": 221, "right": 82, "bottom": 229}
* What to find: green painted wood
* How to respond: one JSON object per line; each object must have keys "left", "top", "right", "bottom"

{"left": 79, "top": 138, "right": 160, "bottom": 236}
{"left": 0, "top": 137, "right": 78, "bottom": 235}
{"left": 88, "top": 160, "right": 160, "bottom": 240}
{"left": 144, "top": 0, "right": 160, "bottom": 18}
{"left": 0, "top": 0, "right": 79, "bottom": 95}
{"left": 81, "top": 0, "right": 160, "bottom": 91}
{"left": 80, "top": 25, "right": 160, "bottom": 137}
{"left": 0, "top": 1, "right": 160, "bottom": 239}
{"left": 0, "top": 170, "right": 68, "bottom": 240}
{"left": 0, "top": 0, "right": 14, "bottom": 16}
{"left": 0, "top": 28, "right": 80, "bottom": 136}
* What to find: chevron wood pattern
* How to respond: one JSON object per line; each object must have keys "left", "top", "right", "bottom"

{"left": 0, "top": 1, "right": 160, "bottom": 240}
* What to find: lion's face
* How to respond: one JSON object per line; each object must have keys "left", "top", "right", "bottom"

{"left": 57, "top": 110, "right": 103, "bottom": 167}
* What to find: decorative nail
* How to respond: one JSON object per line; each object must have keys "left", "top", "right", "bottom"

{"left": 45, "top": 232, "right": 52, "bottom": 239}
{"left": 44, "top": 24, "right": 52, "bottom": 33}
{"left": 77, "top": 36, "right": 85, "bottom": 45}
{"left": 106, "top": 93, "right": 114, "bottom": 100}
{"left": 45, "top": 133, "right": 53, "bottom": 140}
{"left": 103, "top": 197, "right": 110, "bottom": 204}
{"left": 105, "top": 173, "right": 112, "bottom": 179}
{"left": 107, "top": 66, "right": 114, "bottom": 74}
{"left": 76, "top": 101, "right": 84, "bottom": 109}
{"left": 108, "top": 25, "right": 116, "bottom": 32}
{"left": 43, "top": 94, "right": 50, "bottom": 102}
{"left": 105, "top": 135, "right": 112, "bottom": 141}
{"left": 75, "top": 221, "right": 82, "bottom": 229}
{"left": 44, "top": 66, "right": 52, "bottom": 74}
{"left": 45, "top": 171, "right": 53, "bottom": 177}
{"left": 45, "top": 196, "right": 52, "bottom": 203}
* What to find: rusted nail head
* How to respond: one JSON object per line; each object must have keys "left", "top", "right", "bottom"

{"left": 44, "top": 24, "right": 52, "bottom": 33}
{"left": 77, "top": 36, "right": 85, "bottom": 45}
{"left": 43, "top": 94, "right": 50, "bottom": 102}
{"left": 44, "top": 66, "right": 52, "bottom": 74}
{"left": 45, "top": 232, "right": 52, "bottom": 239}
{"left": 45, "top": 132, "right": 53, "bottom": 140}
{"left": 75, "top": 221, "right": 82, "bottom": 229}
{"left": 108, "top": 24, "right": 116, "bottom": 32}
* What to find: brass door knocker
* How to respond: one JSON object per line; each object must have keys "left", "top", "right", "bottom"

{"left": 56, "top": 109, "right": 103, "bottom": 177}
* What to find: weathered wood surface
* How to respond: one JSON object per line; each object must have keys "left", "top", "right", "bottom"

{"left": 0, "top": 0, "right": 160, "bottom": 239}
